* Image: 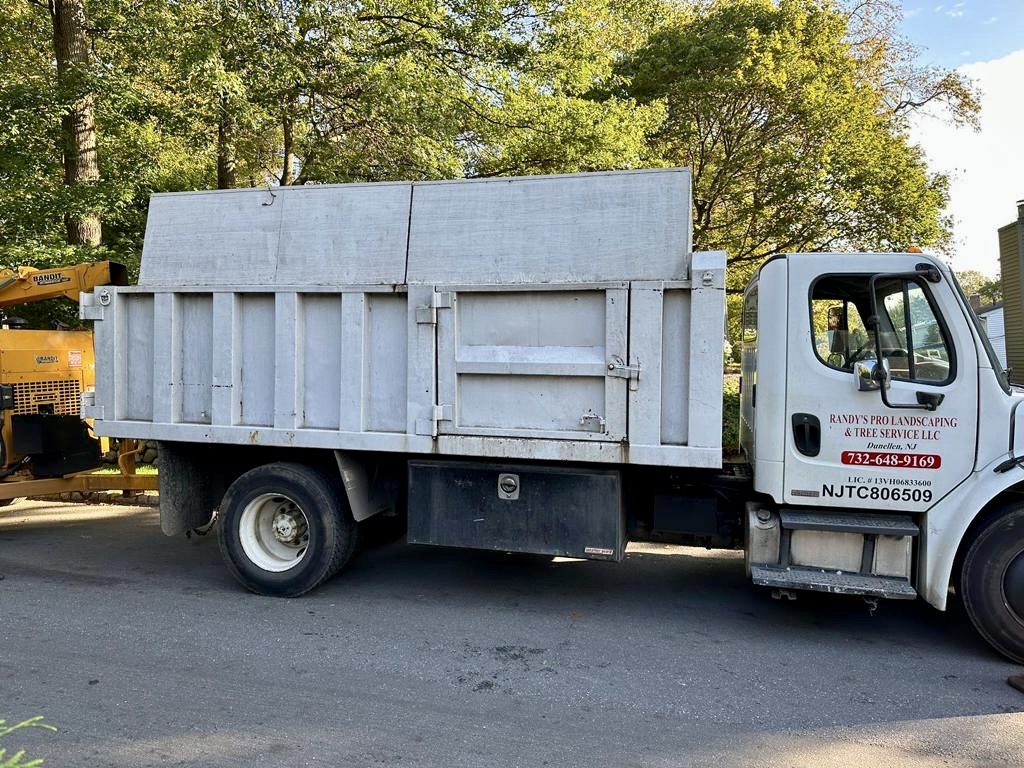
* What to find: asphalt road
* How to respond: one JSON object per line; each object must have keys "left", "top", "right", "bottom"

{"left": 2, "top": 500, "right": 1023, "bottom": 767}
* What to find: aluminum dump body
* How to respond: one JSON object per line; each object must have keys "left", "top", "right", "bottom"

{"left": 83, "top": 169, "right": 725, "bottom": 467}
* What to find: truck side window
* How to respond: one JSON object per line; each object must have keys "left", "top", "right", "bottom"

{"left": 811, "top": 280, "right": 868, "bottom": 372}
{"left": 810, "top": 275, "right": 953, "bottom": 385}
{"left": 741, "top": 286, "right": 757, "bottom": 348}
{"left": 879, "top": 281, "right": 952, "bottom": 384}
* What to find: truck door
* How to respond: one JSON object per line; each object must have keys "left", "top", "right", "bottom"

{"left": 783, "top": 255, "right": 978, "bottom": 511}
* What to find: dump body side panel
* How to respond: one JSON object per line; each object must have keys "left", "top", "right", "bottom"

{"left": 85, "top": 170, "right": 724, "bottom": 468}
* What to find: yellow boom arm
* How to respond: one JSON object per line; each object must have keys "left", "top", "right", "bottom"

{"left": 0, "top": 261, "right": 128, "bottom": 308}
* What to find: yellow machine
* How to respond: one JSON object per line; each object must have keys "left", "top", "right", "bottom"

{"left": 0, "top": 261, "right": 156, "bottom": 499}
{"left": 0, "top": 326, "right": 97, "bottom": 467}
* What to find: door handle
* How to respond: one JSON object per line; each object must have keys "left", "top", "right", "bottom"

{"left": 791, "top": 413, "right": 821, "bottom": 457}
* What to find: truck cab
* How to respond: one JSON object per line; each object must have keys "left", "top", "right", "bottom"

{"left": 741, "top": 252, "right": 1024, "bottom": 660}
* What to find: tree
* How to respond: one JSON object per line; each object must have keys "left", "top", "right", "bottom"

{"left": 276, "top": 0, "right": 663, "bottom": 182}
{"left": 50, "top": 0, "right": 102, "bottom": 244}
{"left": 617, "top": 0, "right": 954, "bottom": 287}
{"left": 841, "top": 0, "right": 980, "bottom": 127}
{"left": 0, "top": 0, "right": 662, "bottom": 302}
{"left": 1, "top": 0, "right": 105, "bottom": 249}
{"left": 956, "top": 269, "right": 1002, "bottom": 306}
{"left": 98, "top": 0, "right": 663, "bottom": 187}
{"left": 0, "top": 2, "right": 64, "bottom": 252}
{"left": 613, "top": 0, "right": 968, "bottom": 359}
{"left": 0, "top": 0, "right": 170, "bottom": 274}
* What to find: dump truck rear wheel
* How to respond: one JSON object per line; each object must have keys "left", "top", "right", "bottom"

{"left": 960, "top": 502, "right": 1024, "bottom": 664}
{"left": 218, "top": 462, "right": 358, "bottom": 596}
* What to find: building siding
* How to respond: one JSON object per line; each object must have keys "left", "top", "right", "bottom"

{"left": 979, "top": 306, "right": 1007, "bottom": 369}
{"left": 999, "top": 205, "right": 1024, "bottom": 383}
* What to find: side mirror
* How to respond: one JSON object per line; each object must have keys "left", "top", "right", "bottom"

{"left": 854, "top": 358, "right": 889, "bottom": 392}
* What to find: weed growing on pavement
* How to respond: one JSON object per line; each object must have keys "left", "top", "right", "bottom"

{"left": 0, "top": 715, "right": 56, "bottom": 767}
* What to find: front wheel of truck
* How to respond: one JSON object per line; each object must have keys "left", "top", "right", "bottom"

{"left": 218, "top": 462, "right": 358, "bottom": 596}
{"left": 960, "top": 502, "right": 1024, "bottom": 663}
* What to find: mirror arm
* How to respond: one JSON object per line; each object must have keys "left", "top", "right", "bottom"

{"left": 873, "top": 369, "right": 942, "bottom": 411}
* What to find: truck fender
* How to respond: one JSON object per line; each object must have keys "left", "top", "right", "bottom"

{"left": 921, "top": 454, "right": 1024, "bottom": 609}
{"left": 333, "top": 451, "right": 402, "bottom": 523}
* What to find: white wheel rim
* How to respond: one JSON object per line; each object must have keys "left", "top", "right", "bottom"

{"left": 238, "top": 493, "right": 310, "bottom": 572}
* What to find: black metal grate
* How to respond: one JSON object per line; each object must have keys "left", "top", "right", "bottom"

{"left": 11, "top": 379, "right": 81, "bottom": 416}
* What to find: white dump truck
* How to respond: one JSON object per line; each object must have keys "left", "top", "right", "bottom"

{"left": 82, "top": 169, "right": 1024, "bottom": 662}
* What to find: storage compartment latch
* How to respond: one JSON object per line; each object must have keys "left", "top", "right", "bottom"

{"left": 414, "top": 291, "right": 452, "bottom": 325}
{"left": 606, "top": 357, "right": 640, "bottom": 390}
{"left": 579, "top": 411, "right": 606, "bottom": 432}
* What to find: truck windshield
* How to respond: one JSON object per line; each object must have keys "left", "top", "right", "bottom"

{"left": 949, "top": 273, "right": 1012, "bottom": 393}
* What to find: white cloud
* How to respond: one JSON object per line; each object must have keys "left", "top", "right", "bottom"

{"left": 960, "top": 50, "right": 972, "bottom": 57}
{"left": 910, "top": 49, "right": 1024, "bottom": 277}
{"left": 982, "top": 15, "right": 998, "bottom": 24}
{"left": 905, "top": 7, "right": 924, "bottom": 18}
{"left": 933, "top": 4, "right": 944, "bottom": 12}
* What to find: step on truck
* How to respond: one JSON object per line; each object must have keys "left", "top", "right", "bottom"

{"left": 82, "top": 168, "right": 1024, "bottom": 662}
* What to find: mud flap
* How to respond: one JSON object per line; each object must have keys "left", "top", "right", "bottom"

{"left": 157, "top": 441, "right": 222, "bottom": 535}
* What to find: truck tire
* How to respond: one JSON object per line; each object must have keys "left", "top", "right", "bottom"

{"left": 960, "top": 502, "right": 1024, "bottom": 663}
{"left": 217, "top": 462, "right": 358, "bottom": 596}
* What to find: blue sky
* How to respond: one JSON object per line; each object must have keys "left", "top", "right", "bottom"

{"left": 900, "top": 1, "right": 1024, "bottom": 67}
{"left": 898, "top": 2, "right": 1024, "bottom": 276}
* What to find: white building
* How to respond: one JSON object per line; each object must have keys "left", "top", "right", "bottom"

{"left": 977, "top": 302, "right": 1008, "bottom": 372}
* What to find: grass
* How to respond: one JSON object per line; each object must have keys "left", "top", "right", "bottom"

{"left": 93, "top": 463, "right": 158, "bottom": 475}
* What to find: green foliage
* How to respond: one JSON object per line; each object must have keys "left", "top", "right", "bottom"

{"left": 616, "top": 0, "right": 955, "bottom": 297}
{"left": 0, "top": 715, "right": 56, "bottom": 768}
{"left": 0, "top": 0, "right": 975, "bottom": 341}
{"left": 1, "top": 0, "right": 660, "bottom": 252}
{"left": 840, "top": 0, "right": 981, "bottom": 128}
{"left": 956, "top": 270, "right": 1003, "bottom": 306}
{"left": 722, "top": 375, "right": 741, "bottom": 457}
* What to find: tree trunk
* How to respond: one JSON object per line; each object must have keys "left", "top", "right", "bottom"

{"left": 50, "top": 0, "right": 101, "bottom": 246}
{"left": 217, "top": 103, "right": 237, "bottom": 189}
{"left": 281, "top": 111, "right": 295, "bottom": 186}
